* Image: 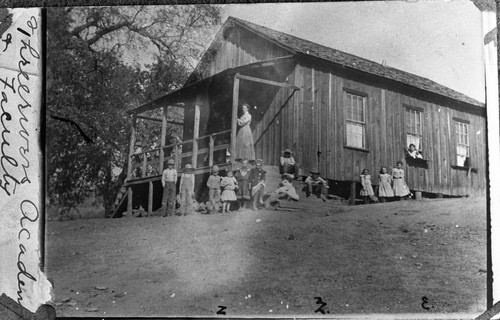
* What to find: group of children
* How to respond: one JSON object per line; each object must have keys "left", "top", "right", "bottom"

{"left": 359, "top": 161, "right": 411, "bottom": 203}
{"left": 160, "top": 158, "right": 271, "bottom": 216}
{"left": 206, "top": 165, "right": 241, "bottom": 213}
{"left": 160, "top": 148, "right": 414, "bottom": 215}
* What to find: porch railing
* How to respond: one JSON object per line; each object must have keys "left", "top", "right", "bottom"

{"left": 128, "top": 129, "right": 231, "bottom": 180}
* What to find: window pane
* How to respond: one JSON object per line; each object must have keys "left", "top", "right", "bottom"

{"left": 406, "top": 108, "right": 422, "bottom": 135}
{"left": 455, "top": 121, "right": 470, "bottom": 166}
{"left": 345, "top": 92, "right": 366, "bottom": 123}
{"left": 406, "top": 108, "right": 423, "bottom": 150}
{"left": 346, "top": 122, "right": 364, "bottom": 148}
{"left": 345, "top": 92, "right": 366, "bottom": 148}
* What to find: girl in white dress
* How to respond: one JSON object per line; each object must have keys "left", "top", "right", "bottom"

{"left": 220, "top": 171, "right": 238, "bottom": 213}
{"left": 378, "top": 167, "right": 394, "bottom": 202}
{"left": 392, "top": 161, "right": 410, "bottom": 200}
{"left": 360, "top": 169, "right": 375, "bottom": 204}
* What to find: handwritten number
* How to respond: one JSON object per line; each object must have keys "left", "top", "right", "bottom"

{"left": 314, "top": 297, "right": 327, "bottom": 314}
{"left": 216, "top": 305, "right": 226, "bottom": 315}
{"left": 421, "top": 296, "right": 429, "bottom": 310}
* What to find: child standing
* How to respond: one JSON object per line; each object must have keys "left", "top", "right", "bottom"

{"left": 360, "top": 169, "right": 375, "bottom": 204}
{"left": 392, "top": 161, "right": 410, "bottom": 200}
{"left": 161, "top": 159, "right": 177, "bottom": 217}
{"left": 207, "top": 165, "right": 222, "bottom": 213}
{"left": 220, "top": 171, "right": 238, "bottom": 213}
{"left": 179, "top": 164, "right": 195, "bottom": 216}
{"left": 378, "top": 166, "right": 394, "bottom": 202}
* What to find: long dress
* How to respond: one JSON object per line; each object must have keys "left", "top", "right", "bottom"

{"left": 235, "top": 112, "right": 256, "bottom": 161}
{"left": 392, "top": 168, "right": 410, "bottom": 197}
{"left": 221, "top": 176, "right": 238, "bottom": 201}
{"left": 360, "top": 174, "right": 375, "bottom": 196}
{"left": 234, "top": 169, "right": 251, "bottom": 200}
{"left": 378, "top": 173, "right": 394, "bottom": 197}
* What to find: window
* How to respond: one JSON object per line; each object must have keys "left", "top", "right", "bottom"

{"left": 454, "top": 120, "right": 470, "bottom": 167}
{"left": 344, "top": 91, "right": 366, "bottom": 149}
{"left": 405, "top": 107, "right": 423, "bottom": 151}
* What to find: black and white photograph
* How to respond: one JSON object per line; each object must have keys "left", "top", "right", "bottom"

{"left": 43, "top": 1, "right": 495, "bottom": 317}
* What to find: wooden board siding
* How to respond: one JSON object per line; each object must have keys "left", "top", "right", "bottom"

{"left": 189, "top": 24, "right": 486, "bottom": 196}
{"left": 200, "top": 27, "right": 291, "bottom": 80}
{"left": 252, "top": 60, "right": 486, "bottom": 196}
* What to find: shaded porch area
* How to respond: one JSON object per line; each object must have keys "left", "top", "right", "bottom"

{"left": 112, "top": 56, "right": 298, "bottom": 217}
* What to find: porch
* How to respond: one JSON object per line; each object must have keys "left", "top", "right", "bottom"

{"left": 112, "top": 56, "right": 299, "bottom": 217}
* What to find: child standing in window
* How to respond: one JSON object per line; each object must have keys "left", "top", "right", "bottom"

{"left": 378, "top": 166, "right": 394, "bottom": 202}
{"left": 360, "top": 169, "right": 375, "bottom": 204}
{"left": 392, "top": 161, "right": 411, "bottom": 200}
{"left": 406, "top": 143, "right": 423, "bottom": 159}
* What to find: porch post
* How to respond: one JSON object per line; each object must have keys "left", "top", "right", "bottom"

{"left": 148, "top": 181, "right": 153, "bottom": 215}
{"left": 209, "top": 135, "right": 214, "bottom": 167}
{"left": 349, "top": 181, "right": 356, "bottom": 205}
{"left": 127, "top": 115, "right": 137, "bottom": 179}
{"left": 192, "top": 104, "right": 200, "bottom": 168}
{"left": 127, "top": 187, "right": 133, "bottom": 216}
{"left": 231, "top": 74, "right": 240, "bottom": 163}
{"left": 159, "top": 106, "right": 167, "bottom": 173}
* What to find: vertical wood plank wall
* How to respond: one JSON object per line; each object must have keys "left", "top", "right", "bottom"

{"left": 201, "top": 27, "right": 291, "bottom": 79}
{"left": 252, "top": 61, "right": 486, "bottom": 196}
{"left": 194, "top": 26, "right": 486, "bottom": 196}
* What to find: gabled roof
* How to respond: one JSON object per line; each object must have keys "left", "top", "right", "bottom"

{"left": 194, "top": 16, "right": 483, "bottom": 107}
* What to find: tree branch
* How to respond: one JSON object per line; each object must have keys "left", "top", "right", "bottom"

{"left": 87, "top": 21, "right": 130, "bottom": 46}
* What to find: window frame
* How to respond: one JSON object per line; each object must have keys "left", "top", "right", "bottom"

{"left": 403, "top": 105, "right": 424, "bottom": 153}
{"left": 343, "top": 88, "right": 369, "bottom": 151}
{"left": 453, "top": 117, "right": 471, "bottom": 168}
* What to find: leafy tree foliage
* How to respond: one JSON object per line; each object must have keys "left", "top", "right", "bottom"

{"left": 46, "top": 6, "right": 221, "bottom": 216}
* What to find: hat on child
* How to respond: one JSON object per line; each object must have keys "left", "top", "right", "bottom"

{"left": 185, "top": 164, "right": 194, "bottom": 171}
{"left": 212, "top": 165, "right": 220, "bottom": 173}
{"left": 255, "top": 159, "right": 263, "bottom": 165}
{"left": 167, "top": 159, "right": 175, "bottom": 165}
{"left": 310, "top": 167, "right": 320, "bottom": 174}
{"left": 283, "top": 148, "right": 292, "bottom": 155}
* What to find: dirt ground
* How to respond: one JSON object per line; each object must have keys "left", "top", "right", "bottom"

{"left": 45, "top": 197, "right": 487, "bottom": 317}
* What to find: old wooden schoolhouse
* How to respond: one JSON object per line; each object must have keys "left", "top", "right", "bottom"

{"left": 113, "top": 17, "right": 486, "bottom": 217}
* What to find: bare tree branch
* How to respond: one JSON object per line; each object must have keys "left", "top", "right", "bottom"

{"left": 87, "top": 21, "right": 131, "bottom": 46}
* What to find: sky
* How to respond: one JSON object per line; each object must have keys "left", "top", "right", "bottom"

{"left": 218, "top": 1, "right": 485, "bottom": 103}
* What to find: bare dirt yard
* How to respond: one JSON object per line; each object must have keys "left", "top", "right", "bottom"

{"left": 45, "top": 197, "right": 487, "bottom": 317}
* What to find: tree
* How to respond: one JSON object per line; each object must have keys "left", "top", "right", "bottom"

{"left": 47, "top": 6, "right": 221, "bottom": 216}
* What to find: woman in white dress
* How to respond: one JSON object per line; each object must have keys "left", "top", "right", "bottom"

{"left": 235, "top": 104, "right": 256, "bottom": 161}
